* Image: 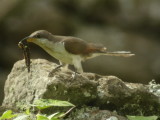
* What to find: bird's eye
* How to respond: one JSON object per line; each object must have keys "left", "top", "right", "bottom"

{"left": 36, "top": 34, "right": 41, "bottom": 38}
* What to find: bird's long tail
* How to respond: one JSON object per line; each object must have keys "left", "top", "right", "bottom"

{"left": 104, "top": 51, "right": 135, "bottom": 57}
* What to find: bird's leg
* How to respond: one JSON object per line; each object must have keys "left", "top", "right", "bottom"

{"left": 48, "top": 61, "right": 65, "bottom": 77}
{"left": 71, "top": 59, "right": 83, "bottom": 79}
{"left": 71, "top": 68, "right": 79, "bottom": 80}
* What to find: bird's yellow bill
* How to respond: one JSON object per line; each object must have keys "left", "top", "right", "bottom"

{"left": 27, "top": 37, "right": 36, "bottom": 42}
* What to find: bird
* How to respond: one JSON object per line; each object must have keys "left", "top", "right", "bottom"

{"left": 19, "top": 30, "right": 134, "bottom": 77}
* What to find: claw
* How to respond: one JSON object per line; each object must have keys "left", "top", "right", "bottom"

{"left": 71, "top": 72, "right": 77, "bottom": 80}
{"left": 48, "top": 64, "right": 63, "bottom": 77}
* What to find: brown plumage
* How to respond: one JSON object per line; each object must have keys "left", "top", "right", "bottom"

{"left": 63, "top": 38, "right": 107, "bottom": 55}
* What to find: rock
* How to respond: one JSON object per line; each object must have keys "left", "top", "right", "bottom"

{"left": 2, "top": 59, "right": 160, "bottom": 117}
{"left": 2, "top": 59, "right": 98, "bottom": 108}
{"left": 148, "top": 80, "right": 160, "bottom": 98}
{"left": 66, "top": 107, "right": 127, "bottom": 120}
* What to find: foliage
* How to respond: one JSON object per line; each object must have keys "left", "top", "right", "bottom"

{"left": 127, "top": 115, "right": 158, "bottom": 120}
{"left": 32, "top": 99, "right": 75, "bottom": 110}
{"left": 0, "top": 110, "right": 17, "bottom": 120}
{"left": 0, "top": 99, "right": 75, "bottom": 120}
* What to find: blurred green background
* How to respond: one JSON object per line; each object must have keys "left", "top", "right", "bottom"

{"left": 0, "top": 0, "right": 160, "bottom": 104}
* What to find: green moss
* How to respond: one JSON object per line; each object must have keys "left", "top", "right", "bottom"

{"left": 118, "top": 93, "right": 160, "bottom": 116}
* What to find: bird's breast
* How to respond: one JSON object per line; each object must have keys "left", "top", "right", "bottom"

{"left": 34, "top": 39, "right": 82, "bottom": 64}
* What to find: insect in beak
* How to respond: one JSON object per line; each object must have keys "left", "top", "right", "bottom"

{"left": 18, "top": 37, "right": 31, "bottom": 72}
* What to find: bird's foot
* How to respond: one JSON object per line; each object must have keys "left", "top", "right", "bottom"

{"left": 71, "top": 72, "right": 76, "bottom": 80}
{"left": 70, "top": 71, "right": 80, "bottom": 80}
{"left": 48, "top": 64, "right": 63, "bottom": 77}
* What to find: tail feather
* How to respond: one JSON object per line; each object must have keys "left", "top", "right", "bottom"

{"left": 105, "top": 51, "right": 135, "bottom": 57}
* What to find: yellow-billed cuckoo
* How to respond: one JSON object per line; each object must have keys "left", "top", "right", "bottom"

{"left": 19, "top": 30, "right": 134, "bottom": 76}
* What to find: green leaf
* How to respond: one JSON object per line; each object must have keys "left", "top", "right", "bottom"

{"left": 127, "top": 115, "right": 158, "bottom": 120}
{"left": 47, "top": 112, "right": 59, "bottom": 119}
{"left": 0, "top": 110, "right": 17, "bottom": 119}
{"left": 36, "top": 114, "right": 49, "bottom": 120}
{"left": 50, "top": 118, "right": 59, "bottom": 120}
{"left": 48, "top": 115, "right": 59, "bottom": 120}
{"left": 25, "top": 109, "right": 30, "bottom": 115}
{"left": 33, "top": 99, "right": 75, "bottom": 110}
{"left": 13, "top": 114, "right": 29, "bottom": 120}
{"left": 47, "top": 112, "right": 65, "bottom": 120}
{"left": 55, "top": 112, "right": 66, "bottom": 118}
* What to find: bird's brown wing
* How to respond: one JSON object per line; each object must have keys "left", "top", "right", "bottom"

{"left": 63, "top": 37, "right": 107, "bottom": 55}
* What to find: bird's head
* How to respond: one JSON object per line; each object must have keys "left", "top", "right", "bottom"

{"left": 18, "top": 30, "right": 52, "bottom": 48}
